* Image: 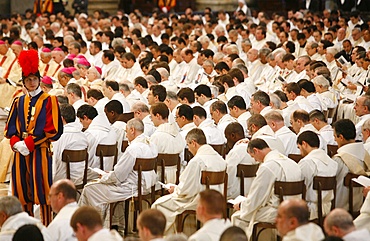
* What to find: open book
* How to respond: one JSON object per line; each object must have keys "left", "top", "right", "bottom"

{"left": 88, "top": 167, "right": 107, "bottom": 176}
{"left": 228, "top": 195, "right": 247, "bottom": 205}
{"left": 352, "top": 175, "right": 370, "bottom": 187}
{"left": 158, "top": 181, "right": 176, "bottom": 190}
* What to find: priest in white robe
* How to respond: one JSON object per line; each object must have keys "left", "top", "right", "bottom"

{"left": 152, "top": 128, "right": 227, "bottom": 234}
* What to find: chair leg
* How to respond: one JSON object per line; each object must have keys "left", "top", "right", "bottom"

{"left": 177, "top": 213, "right": 184, "bottom": 233}
{"left": 124, "top": 200, "right": 130, "bottom": 236}
{"left": 109, "top": 203, "right": 114, "bottom": 229}
{"left": 251, "top": 224, "right": 257, "bottom": 241}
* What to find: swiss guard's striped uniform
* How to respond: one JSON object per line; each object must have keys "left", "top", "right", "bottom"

{"left": 5, "top": 90, "right": 63, "bottom": 225}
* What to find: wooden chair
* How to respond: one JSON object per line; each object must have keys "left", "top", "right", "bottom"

{"left": 327, "top": 107, "right": 337, "bottom": 122}
{"left": 251, "top": 180, "right": 306, "bottom": 241}
{"left": 109, "top": 157, "right": 157, "bottom": 234}
{"left": 327, "top": 145, "right": 338, "bottom": 158}
{"left": 122, "top": 112, "right": 135, "bottom": 123}
{"left": 121, "top": 140, "right": 129, "bottom": 153}
{"left": 226, "top": 164, "right": 259, "bottom": 217}
{"left": 344, "top": 173, "right": 362, "bottom": 218}
{"left": 237, "top": 164, "right": 260, "bottom": 196}
{"left": 61, "top": 149, "right": 89, "bottom": 190}
{"left": 288, "top": 154, "right": 303, "bottom": 163}
{"left": 210, "top": 144, "right": 226, "bottom": 158}
{"left": 176, "top": 170, "right": 228, "bottom": 233}
{"left": 156, "top": 153, "right": 181, "bottom": 196}
{"left": 313, "top": 176, "right": 337, "bottom": 227}
{"left": 184, "top": 148, "right": 194, "bottom": 162}
{"left": 95, "top": 143, "right": 118, "bottom": 170}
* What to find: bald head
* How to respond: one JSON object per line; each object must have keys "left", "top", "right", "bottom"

{"left": 324, "top": 208, "right": 355, "bottom": 238}
{"left": 276, "top": 199, "right": 309, "bottom": 237}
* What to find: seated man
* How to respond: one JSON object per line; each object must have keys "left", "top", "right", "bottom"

{"left": 324, "top": 208, "right": 370, "bottom": 240}
{"left": 224, "top": 122, "right": 257, "bottom": 199}
{"left": 231, "top": 138, "right": 302, "bottom": 238}
{"left": 77, "top": 104, "right": 117, "bottom": 172}
{"left": 52, "top": 104, "right": 88, "bottom": 185}
{"left": 354, "top": 186, "right": 370, "bottom": 231}
{"left": 332, "top": 119, "right": 370, "bottom": 212}
{"left": 78, "top": 118, "right": 158, "bottom": 223}
{"left": 47, "top": 179, "right": 79, "bottom": 241}
{"left": 309, "top": 110, "right": 337, "bottom": 145}
{"left": 265, "top": 111, "right": 300, "bottom": 155}
{"left": 70, "top": 206, "right": 122, "bottom": 240}
{"left": 297, "top": 131, "right": 338, "bottom": 220}
{"left": 290, "top": 109, "right": 327, "bottom": 152}
{"left": 152, "top": 128, "right": 227, "bottom": 234}
{"left": 210, "top": 100, "right": 236, "bottom": 140}
{"left": 104, "top": 100, "right": 126, "bottom": 159}
{"left": 188, "top": 189, "right": 232, "bottom": 241}
{"left": 276, "top": 199, "right": 324, "bottom": 241}
{"left": 0, "top": 196, "right": 51, "bottom": 241}
{"left": 131, "top": 102, "right": 156, "bottom": 137}
{"left": 193, "top": 106, "right": 224, "bottom": 145}
{"left": 248, "top": 114, "right": 285, "bottom": 154}
{"left": 176, "top": 104, "right": 196, "bottom": 139}
{"left": 227, "top": 95, "right": 251, "bottom": 136}
{"left": 149, "top": 102, "right": 186, "bottom": 183}
{"left": 137, "top": 209, "right": 166, "bottom": 241}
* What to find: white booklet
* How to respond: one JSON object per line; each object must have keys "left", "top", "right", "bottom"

{"left": 352, "top": 175, "right": 370, "bottom": 187}
{"left": 157, "top": 181, "right": 176, "bottom": 190}
{"left": 228, "top": 195, "right": 247, "bottom": 205}
{"left": 88, "top": 167, "right": 106, "bottom": 176}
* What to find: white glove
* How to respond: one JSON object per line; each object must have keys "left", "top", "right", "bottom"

{"left": 13, "top": 141, "right": 30, "bottom": 156}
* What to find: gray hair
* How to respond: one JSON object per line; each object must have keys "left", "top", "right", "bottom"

{"left": 269, "top": 93, "right": 282, "bottom": 109}
{"left": 0, "top": 196, "right": 23, "bottom": 217}
{"left": 165, "top": 233, "right": 188, "bottom": 241}
{"left": 89, "top": 66, "right": 101, "bottom": 79}
{"left": 259, "top": 48, "right": 272, "bottom": 57}
{"left": 166, "top": 91, "right": 177, "bottom": 101}
{"left": 112, "top": 38, "right": 125, "bottom": 49}
{"left": 127, "top": 118, "right": 144, "bottom": 133}
{"left": 131, "top": 102, "right": 149, "bottom": 113}
{"left": 312, "top": 75, "right": 330, "bottom": 88}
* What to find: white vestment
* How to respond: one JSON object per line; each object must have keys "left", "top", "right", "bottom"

{"left": 342, "top": 228, "right": 370, "bottom": 241}
{"left": 216, "top": 114, "right": 236, "bottom": 141}
{"left": 88, "top": 229, "right": 123, "bottom": 241}
{"left": 150, "top": 122, "right": 186, "bottom": 183}
{"left": 282, "top": 222, "right": 325, "bottom": 241}
{"left": 142, "top": 115, "right": 156, "bottom": 137}
{"left": 356, "top": 114, "right": 370, "bottom": 141}
{"left": 354, "top": 191, "right": 370, "bottom": 231}
{"left": 188, "top": 218, "right": 232, "bottom": 241}
{"left": 299, "top": 124, "right": 328, "bottom": 153}
{"left": 53, "top": 122, "right": 89, "bottom": 185}
{"left": 93, "top": 97, "right": 109, "bottom": 116}
{"left": 237, "top": 111, "right": 251, "bottom": 137}
{"left": 47, "top": 202, "right": 79, "bottom": 241}
{"left": 226, "top": 142, "right": 257, "bottom": 199}
{"left": 231, "top": 150, "right": 302, "bottom": 238}
{"left": 252, "top": 125, "right": 286, "bottom": 155}
{"left": 298, "top": 149, "right": 338, "bottom": 220}
{"left": 85, "top": 114, "right": 118, "bottom": 172}
{"left": 333, "top": 142, "right": 368, "bottom": 211}
{"left": 319, "top": 124, "right": 337, "bottom": 145}
{"left": 78, "top": 134, "right": 158, "bottom": 222}
{"left": 198, "top": 119, "right": 225, "bottom": 145}
{"left": 275, "top": 126, "right": 300, "bottom": 155}
{"left": 111, "top": 121, "right": 126, "bottom": 160}
{"left": 0, "top": 212, "right": 51, "bottom": 241}
{"left": 152, "top": 145, "right": 227, "bottom": 233}
{"left": 111, "top": 93, "right": 131, "bottom": 113}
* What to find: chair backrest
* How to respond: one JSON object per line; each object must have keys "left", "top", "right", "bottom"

{"left": 201, "top": 170, "right": 228, "bottom": 219}
{"left": 121, "top": 140, "right": 129, "bottom": 153}
{"left": 327, "top": 145, "right": 338, "bottom": 158}
{"left": 210, "top": 144, "right": 226, "bottom": 158}
{"left": 313, "top": 176, "right": 337, "bottom": 227}
{"left": 134, "top": 157, "right": 157, "bottom": 211}
{"left": 343, "top": 173, "right": 362, "bottom": 217}
{"left": 327, "top": 107, "right": 336, "bottom": 119}
{"left": 95, "top": 143, "right": 118, "bottom": 170}
{"left": 274, "top": 180, "right": 306, "bottom": 203}
{"left": 122, "top": 112, "right": 135, "bottom": 123}
{"left": 61, "top": 149, "right": 89, "bottom": 189}
{"left": 236, "top": 164, "right": 259, "bottom": 196}
{"left": 157, "top": 153, "right": 181, "bottom": 185}
{"left": 184, "top": 148, "right": 194, "bottom": 162}
{"left": 288, "top": 154, "right": 303, "bottom": 163}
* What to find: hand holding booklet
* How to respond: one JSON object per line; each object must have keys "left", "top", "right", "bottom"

{"left": 88, "top": 167, "right": 107, "bottom": 176}
{"left": 228, "top": 195, "right": 247, "bottom": 205}
{"left": 158, "top": 181, "right": 176, "bottom": 190}
{"left": 352, "top": 175, "right": 370, "bottom": 187}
